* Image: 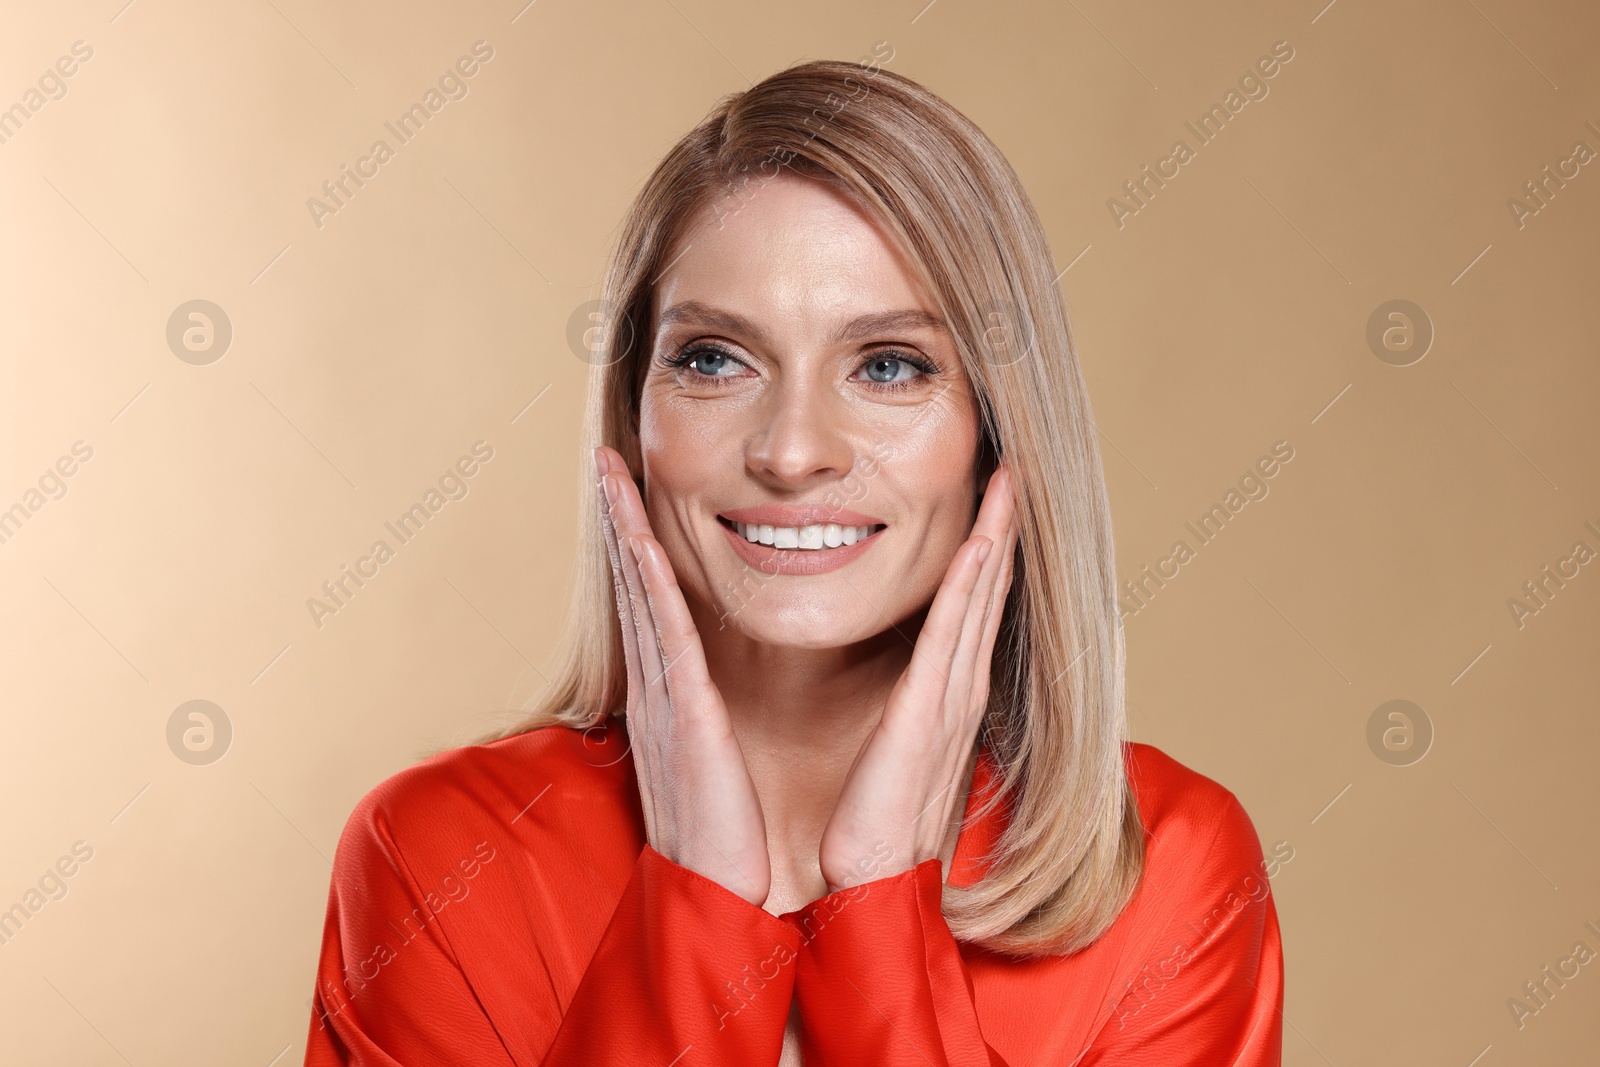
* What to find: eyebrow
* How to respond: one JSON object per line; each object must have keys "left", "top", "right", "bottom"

{"left": 655, "top": 300, "right": 946, "bottom": 348}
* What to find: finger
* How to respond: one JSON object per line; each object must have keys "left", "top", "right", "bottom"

{"left": 972, "top": 463, "right": 1017, "bottom": 636}
{"left": 624, "top": 531, "right": 673, "bottom": 713}
{"left": 629, "top": 533, "right": 724, "bottom": 731}
{"left": 597, "top": 466, "right": 659, "bottom": 839}
{"left": 948, "top": 465, "right": 1018, "bottom": 715}
{"left": 597, "top": 449, "right": 659, "bottom": 724}
{"left": 969, "top": 476, "right": 1020, "bottom": 693}
{"left": 603, "top": 467, "right": 671, "bottom": 714}
{"left": 887, "top": 533, "right": 993, "bottom": 729}
{"left": 970, "top": 459, "right": 1014, "bottom": 545}
{"left": 910, "top": 464, "right": 1015, "bottom": 693}
{"left": 598, "top": 466, "right": 648, "bottom": 725}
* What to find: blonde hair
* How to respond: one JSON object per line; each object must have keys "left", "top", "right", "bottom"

{"left": 475, "top": 56, "right": 1144, "bottom": 957}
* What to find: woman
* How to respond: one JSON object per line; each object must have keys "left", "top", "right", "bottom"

{"left": 303, "top": 57, "right": 1283, "bottom": 1066}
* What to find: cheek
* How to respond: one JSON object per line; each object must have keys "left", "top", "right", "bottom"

{"left": 639, "top": 390, "right": 753, "bottom": 476}
{"left": 636, "top": 405, "right": 735, "bottom": 589}
{"left": 881, "top": 426, "right": 982, "bottom": 519}
{"left": 639, "top": 394, "right": 722, "bottom": 493}
{"left": 877, "top": 465, "right": 980, "bottom": 573}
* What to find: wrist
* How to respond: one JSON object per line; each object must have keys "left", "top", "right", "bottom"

{"left": 820, "top": 839, "right": 914, "bottom": 894}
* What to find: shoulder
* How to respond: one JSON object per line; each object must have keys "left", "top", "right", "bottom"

{"left": 1089, "top": 745, "right": 1286, "bottom": 1050}
{"left": 1121, "top": 741, "right": 1277, "bottom": 890}
{"left": 1102, "top": 742, "right": 1283, "bottom": 986}
{"left": 1123, "top": 741, "right": 1261, "bottom": 850}
{"left": 329, "top": 719, "right": 638, "bottom": 880}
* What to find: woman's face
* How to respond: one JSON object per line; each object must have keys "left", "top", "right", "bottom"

{"left": 638, "top": 173, "right": 987, "bottom": 648}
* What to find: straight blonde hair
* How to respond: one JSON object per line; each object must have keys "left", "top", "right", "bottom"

{"left": 475, "top": 55, "right": 1144, "bottom": 957}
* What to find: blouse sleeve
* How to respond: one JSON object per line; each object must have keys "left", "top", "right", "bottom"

{"left": 302, "top": 800, "right": 518, "bottom": 1067}
{"left": 1078, "top": 792, "right": 1284, "bottom": 1065}
{"left": 779, "top": 859, "right": 1012, "bottom": 1067}
{"left": 537, "top": 846, "right": 804, "bottom": 1064}
{"left": 303, "top": 800, "right": 804, "bottom": 1066}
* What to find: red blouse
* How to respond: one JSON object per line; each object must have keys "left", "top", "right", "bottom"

{"left": 302, "top": 718, "right": 1283, "bottom": 1065}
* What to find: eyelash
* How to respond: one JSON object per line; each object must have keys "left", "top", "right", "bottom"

{"left": 662, "top": 342, "right": 940, "bottom": 393}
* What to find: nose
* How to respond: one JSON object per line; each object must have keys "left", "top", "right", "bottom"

{"left": 745, "top": 377, "right": 856, "bottom": 489}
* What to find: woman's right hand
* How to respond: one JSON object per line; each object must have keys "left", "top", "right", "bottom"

{"left": 593, "top": 445, "right": 773, "bottom": 907}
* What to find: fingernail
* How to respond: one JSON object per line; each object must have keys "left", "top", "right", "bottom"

{"left": 977, "top": 538, "right": 994, "bottom": 564}
{"left": 601, "top": 474, "right": 618, "bottom": 508}
{"left": 592, "top": 446, "right": 604, "bottom": 477}
{"left": 628, "top": 537, "right": 646, "bottom": 565}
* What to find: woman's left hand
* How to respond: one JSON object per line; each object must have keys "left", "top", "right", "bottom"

{"left": 817, "top": 461, "right": 1019, "bottom": 893}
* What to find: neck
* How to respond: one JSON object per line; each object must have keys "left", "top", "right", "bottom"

{"left": 701, "top": 611, "right": 905, "bottom": 839}
{"left": 688, "top": 598, "right": 978, "bottom": 903}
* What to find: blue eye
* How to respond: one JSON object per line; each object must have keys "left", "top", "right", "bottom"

{"left": 857, "top": 351, "right": 940, "bottom": 395}
{"left": 855, "top": 355, "right": 931, "bottom": 389}
{"left": 661, "top": 343, "right": 939, "bottom": 393}
{"left": 666, "top": 343, "right": 745, "bottom": 377}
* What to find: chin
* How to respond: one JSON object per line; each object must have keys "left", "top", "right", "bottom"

{"left": 717, "top": 598, "right": 879, "bottom": 649}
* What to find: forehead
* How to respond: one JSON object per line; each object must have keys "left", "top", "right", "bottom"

{"left": 651, "top": 174, "right": 939, "bottom": 338}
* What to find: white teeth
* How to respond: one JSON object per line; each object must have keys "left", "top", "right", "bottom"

{"left": 731, "top": 520, "right": 880, "bottom": 550}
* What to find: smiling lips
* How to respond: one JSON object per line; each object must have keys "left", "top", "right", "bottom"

{"left": 716, "top": 506, "right": 887, "bottom": 575}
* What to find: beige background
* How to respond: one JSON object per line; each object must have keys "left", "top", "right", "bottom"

{"left": 2, "top": 0, "right": 1597, "bottom": 1063}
